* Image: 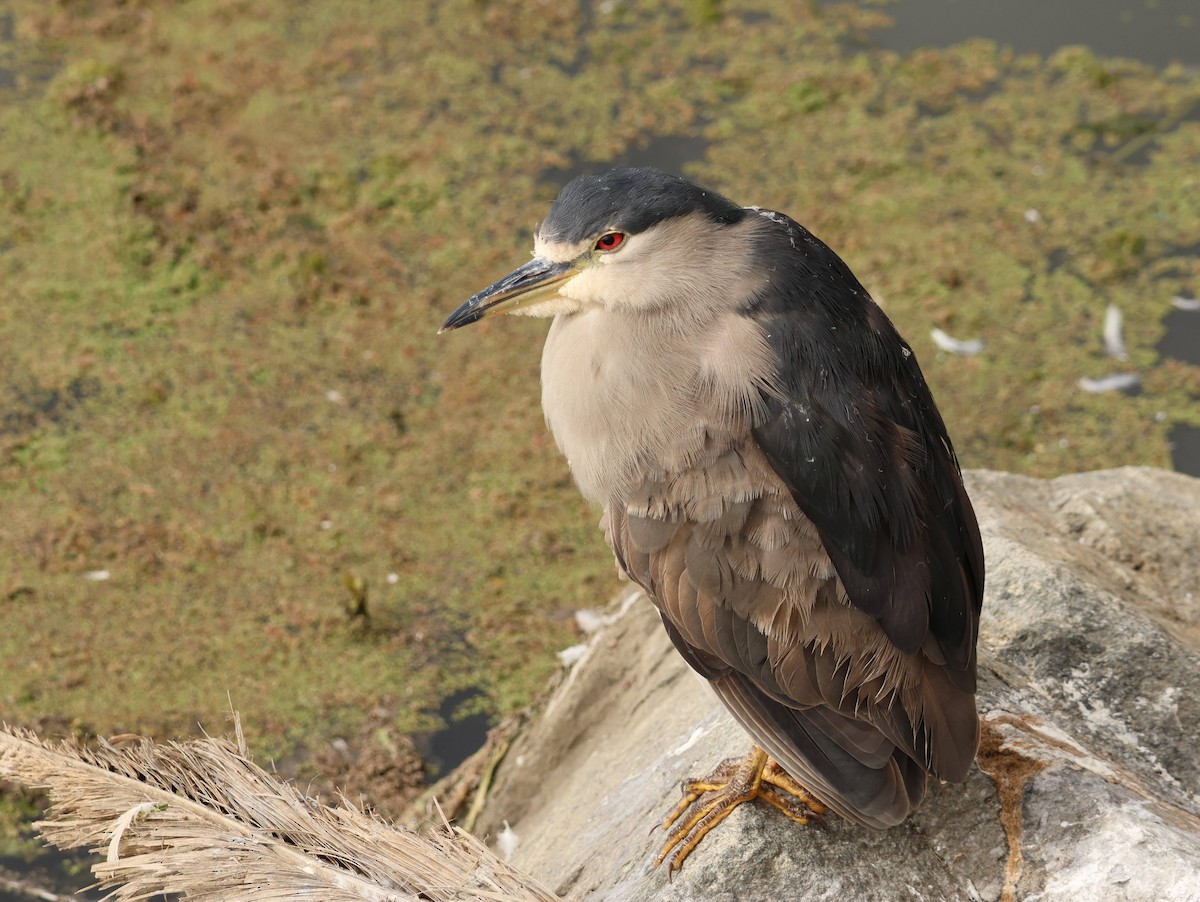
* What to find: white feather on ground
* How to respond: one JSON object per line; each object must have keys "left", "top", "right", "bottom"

{"left": 930, "top": 328, "right": 985, "bottom": 356}
{"left": 574, "top": 608, "right": 612, "bottom": 633}
{"left": 1103, "top": 304, "right": 1128, "bottom": 360}
{"left": 1079, "top": 373, "right": 1141, "bottom": 394}
{"left": 497, "top": 821, "right": 520, "bottom": 863}
{"left": 557, "top": 644, "right": 588, "bottom": 667}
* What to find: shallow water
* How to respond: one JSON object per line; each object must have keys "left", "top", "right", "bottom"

{"left": 857, "top": 0, "right": 1199, "bottom": 69}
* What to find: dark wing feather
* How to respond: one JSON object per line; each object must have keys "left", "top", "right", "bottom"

{"left": 609, "top": 496, "right": 977, "bottom": 827}
{"left": 647, "top": 560, "right": 936, "bottom": 827}
{"left": 746, "top": 213, "right": 984, "bottom": 674}
{"left": 709, "top": 667, "right": 929, "bottom": 826}
{"left": 602, "top": 212, "right": 984, "bottom": 829}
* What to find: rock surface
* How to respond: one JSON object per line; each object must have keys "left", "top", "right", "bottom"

{"left": 472, "top": 468, "right": 1200, "bottom": 901}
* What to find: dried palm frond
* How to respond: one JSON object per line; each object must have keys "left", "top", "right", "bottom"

{"left": 0, "top": 718, "right": 556, "bottom": 902}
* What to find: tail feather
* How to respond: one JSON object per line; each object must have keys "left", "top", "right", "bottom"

{"left": 711, "top": 673, "right": 926, "bottom": 828}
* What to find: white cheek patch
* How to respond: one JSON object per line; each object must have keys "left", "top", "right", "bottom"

{"left": 534, "top": 234, "right": 592, "bottom": 264}
{"left": 559, "top": 267, "right": 603, "bottom": 302}
{"left": 511, "top": 295, "right": 587, "bottom": 318}
{"left": 518, "top": 233, "right": 596, "bottom": 318}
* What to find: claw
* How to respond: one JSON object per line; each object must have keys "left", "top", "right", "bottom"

{"left": 654, "top": 746, "right": 824, "bottom": 875}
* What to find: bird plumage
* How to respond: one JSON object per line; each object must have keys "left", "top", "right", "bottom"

{"left": 446, "top": 167, "right": 984, "bottom": 831}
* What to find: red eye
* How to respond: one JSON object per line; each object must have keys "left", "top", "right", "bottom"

{"left": 595, "top": 231, "right": 625, "bottom": 252}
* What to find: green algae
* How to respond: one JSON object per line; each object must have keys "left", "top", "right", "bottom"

{"left": 0, "top": 0, "right": 1196, "bottom": 803}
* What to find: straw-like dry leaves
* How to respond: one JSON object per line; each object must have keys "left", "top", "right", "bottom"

{"left": 0, "top": 717, "right": 555, "bottom": 902}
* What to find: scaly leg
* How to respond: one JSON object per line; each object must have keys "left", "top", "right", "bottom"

{"left": 655, "top": 746, "right": 826, "bottom": 875}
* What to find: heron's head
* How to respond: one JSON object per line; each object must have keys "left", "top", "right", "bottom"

{"left": 439, "top": 168, "right": 758, "bottom": 331}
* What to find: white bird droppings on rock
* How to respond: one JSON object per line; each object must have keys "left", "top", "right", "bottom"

{"left": 669, "top": 724, "right": 708, "bottom": 757}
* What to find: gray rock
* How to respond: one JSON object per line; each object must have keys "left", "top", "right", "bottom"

{"left": 473, "top": 468, "right": 1200, "bottom": 901}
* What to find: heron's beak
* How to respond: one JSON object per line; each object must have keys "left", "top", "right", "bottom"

{"left": 439, "top": 258, "right": 578, "bottom": 333}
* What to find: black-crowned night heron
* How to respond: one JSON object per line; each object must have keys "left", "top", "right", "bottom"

{"left": 441, "top": 168, "right": 984, "bottom": 873}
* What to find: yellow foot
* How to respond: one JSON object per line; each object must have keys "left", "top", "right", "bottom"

{"left": 654, "top": 745, "right": 826, "bottom": 876}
